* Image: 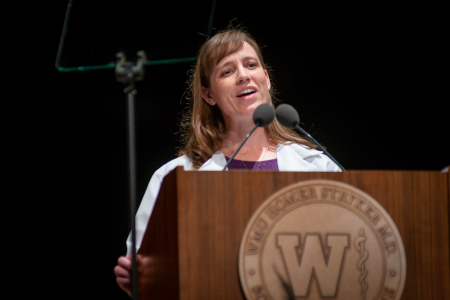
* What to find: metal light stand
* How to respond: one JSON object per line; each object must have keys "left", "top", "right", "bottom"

{"left": 115, "top": 51, "right": 146, "bottom": 300}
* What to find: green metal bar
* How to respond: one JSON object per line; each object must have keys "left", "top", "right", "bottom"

{"left": 57, "top": 57, "right": 198, "bottom": 72}
{"left": 145, "top": 57, "right": 197, "bottom": 65}
{"left": 55, "top": 0, "right": 73, "bottom": 70}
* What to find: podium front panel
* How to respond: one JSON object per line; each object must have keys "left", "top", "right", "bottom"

{"left": 139, "top": 168, "right": 449, "bottom": 300}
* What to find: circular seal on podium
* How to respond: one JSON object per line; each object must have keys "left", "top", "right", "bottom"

{"left": 239, "top": 180, "right": 406, "bottom": 300}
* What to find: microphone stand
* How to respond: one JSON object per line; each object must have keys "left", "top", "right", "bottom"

{"left": 115, "top": 51, "right": 146, "bottom": 300}
{"left": 223, "top": 122, "right": 260, "bottom": 171}
{"left": 294, "top": 124, "right": 346, "bottom": 171}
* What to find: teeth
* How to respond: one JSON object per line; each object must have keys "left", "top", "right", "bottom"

{"left": 238, "top": 89, "right": 255, "bottom": 96}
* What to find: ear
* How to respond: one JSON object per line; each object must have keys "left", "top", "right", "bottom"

{"left": 201, "top": 86, "right": 216, "bottom": 106}
{"left": 264, "top": 70, "right": 271, "bottom": 90}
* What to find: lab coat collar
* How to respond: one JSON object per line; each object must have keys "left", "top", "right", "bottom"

{"left": 198, "top": 143, "right": 323, "bottom": 172}
{"left": 198, "top": 151, "right": 227, "bottom": 171}
{"left": 277, "top": 143, "right": 322, "bottom": 171}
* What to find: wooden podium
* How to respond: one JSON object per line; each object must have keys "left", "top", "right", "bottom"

{"left": 137, "top": 168, "right": 449, "bottom": 299}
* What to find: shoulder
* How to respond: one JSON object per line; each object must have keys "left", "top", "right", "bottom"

{"left": 143, "top": 155, "right": 193, "bottom": 199}
{"left": 278, "top": 143, "right": 341, "bottom": 172}
{"left": 152, "top": 155, "right": 194, "bottom": 179}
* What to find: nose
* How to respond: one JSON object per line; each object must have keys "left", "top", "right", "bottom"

{"left": 236, "top": 66, "right": 250, "bottom": 84}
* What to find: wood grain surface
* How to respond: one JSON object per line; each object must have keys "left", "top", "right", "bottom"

{"left": 138, "top": 168, "right": 449, "bottom": 300}
{"left": 137, "top": 170, "right": 179, "bottom": 299}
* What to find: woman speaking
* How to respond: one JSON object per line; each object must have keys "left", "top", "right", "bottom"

{"left": 114, "top": 27, "right": 341, "bottom": 295}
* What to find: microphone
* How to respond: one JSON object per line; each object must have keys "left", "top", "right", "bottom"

{"left": 253, "top": 103, "right": 275, "bottom": 127}
{"left": 223, "top": 103, "right": 275, "bottom": 171}
{"left": 275, "top": 104, "right": 346, "bottom": 171}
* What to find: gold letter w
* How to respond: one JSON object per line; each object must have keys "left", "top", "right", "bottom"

{"left": 277, "top": 233, "right": 349, "bottom": 297}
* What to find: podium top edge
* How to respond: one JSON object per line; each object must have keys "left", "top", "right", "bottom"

{"left": 174, "top": 166, "right": 448, "bottom": 173}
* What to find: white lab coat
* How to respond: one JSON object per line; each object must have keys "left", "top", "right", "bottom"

{"left": 126, "top": 143, "right": 341, "bottom": 255}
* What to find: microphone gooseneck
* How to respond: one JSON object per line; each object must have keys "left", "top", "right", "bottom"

{"left": 275, "top": 104, "right": 346, "bottom": 171}
{"left": 223, "top": 103, "right": 275, "bottom": 171}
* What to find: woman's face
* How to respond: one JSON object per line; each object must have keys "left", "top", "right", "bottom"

{"left": 202, "top": 42, "right": 271, "bottom": 124}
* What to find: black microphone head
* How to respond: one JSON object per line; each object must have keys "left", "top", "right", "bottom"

{"left": 253, "top": 103, "right": 275, "bottom": 127}
{"left": 275, "top": 104, "right": 300, "bottom": 129}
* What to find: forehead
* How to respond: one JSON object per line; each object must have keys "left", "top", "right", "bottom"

{"left": 215, "top": 42, "right": 259, "bottom": 67}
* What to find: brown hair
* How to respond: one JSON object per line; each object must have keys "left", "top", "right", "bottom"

{"left": 178, "top": 28, "right": 317, "bottom": 168}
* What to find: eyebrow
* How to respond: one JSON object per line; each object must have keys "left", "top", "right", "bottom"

{"left": 217, "top": 56, "right": 259, "bottom": 69}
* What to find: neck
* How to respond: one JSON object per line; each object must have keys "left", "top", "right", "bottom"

{"left": 221, "top": 118, "right": 274, "bottom": 160}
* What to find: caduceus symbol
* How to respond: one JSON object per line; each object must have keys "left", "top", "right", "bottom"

{"left": 355, "top": 229, "right": 368, "bottom": 300}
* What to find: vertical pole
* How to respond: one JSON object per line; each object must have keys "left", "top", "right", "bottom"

{"left": 126, "top": 81, "right": 138, "bottom": 300}
{"left": 206, "top": 0, "right": 217, "bottom": 38}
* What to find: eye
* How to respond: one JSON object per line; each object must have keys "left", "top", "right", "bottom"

{"left": 222, "top": 69, "right": 232, "bottom": 76}
{"left": 248, "top": 62, "right": 258, "bottom": 68}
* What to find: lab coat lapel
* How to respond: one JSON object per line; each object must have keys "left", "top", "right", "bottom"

{"left": 277, "top": 144, "right": 320, "bottom": 171}
{"left": 198, "top": 151, "right": 227, "bottom": 171}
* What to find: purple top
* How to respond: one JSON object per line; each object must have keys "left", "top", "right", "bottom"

{"left": 225, "top": 156, "right": 279, "bottom": 171}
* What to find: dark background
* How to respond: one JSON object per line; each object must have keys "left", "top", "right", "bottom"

{"left": 47, "top": 1, "right": 447, "bottom": 299}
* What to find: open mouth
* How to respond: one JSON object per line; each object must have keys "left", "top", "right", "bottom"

{"left": 237, "top": 89, "right": 256, "bottom": 98}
